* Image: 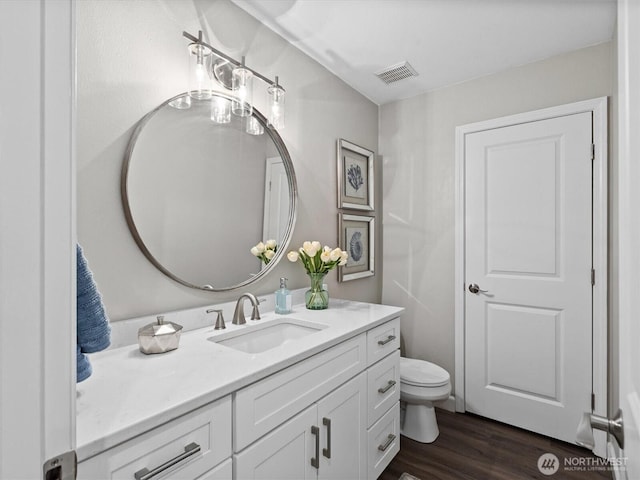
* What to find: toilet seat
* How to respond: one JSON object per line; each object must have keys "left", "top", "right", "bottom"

{"left": 400, "top": 357, "right": 450, "bottom": 387}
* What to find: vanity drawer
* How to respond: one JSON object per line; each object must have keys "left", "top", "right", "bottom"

{"left": 367, "top": 350, "right": 400, "bottom": 427}
{"left": 234, "top": 334, "right": 367, "bottom": 452}
{"left": 366, "top": 317, "right": 400, "bottom": 366}
{"left": 78, "top": 396, "right": 232, "bottom": 480}
{"left": 367, "top": 403, "right": 400, "bottom": 480}
{"left": 194, "top": 458, "right": 232, "bottom": 480}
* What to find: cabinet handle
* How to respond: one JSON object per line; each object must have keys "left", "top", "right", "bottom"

{"left": 377, "top": 335, "right": 396, "bottom": 346}
{"left": 377, "top": 434, "right": 396, "bottom": 452}
{"left": 378, "top": 380, "right": 397, "bottom": 394}
{"left": 134, "top": 442, "right": 201, "bottom": 480}
{"left": 311, "top": 426, "right": 320, "bottom": 469}
{"left": 322, "top": 417, "right": 331, "bottom": 458}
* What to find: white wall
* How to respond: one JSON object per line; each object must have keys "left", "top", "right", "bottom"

{"left": 77, "top": 0, "right": 381, "bottom": 320}
{"left": 380, "top": 42, "right": 614, "bottom": 395}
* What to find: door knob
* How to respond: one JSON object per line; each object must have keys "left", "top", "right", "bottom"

{"left": 576, "top": 409, "right": 624, "bottom": 449}
{"left": 468, "top": 283, "right": 488, "bottom": 294}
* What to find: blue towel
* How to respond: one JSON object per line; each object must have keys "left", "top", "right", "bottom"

{"left": 77, "top": 244, "right": 111, "bottom": 382}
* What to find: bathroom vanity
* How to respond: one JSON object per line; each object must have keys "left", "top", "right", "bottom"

{"left": 76, "top": 298, "right": 402, "bottom": 479}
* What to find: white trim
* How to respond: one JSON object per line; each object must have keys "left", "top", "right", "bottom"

{"left": 617, "top": 1, "right": 640, "bottom": 476}
{"left": 608, "top": 441, "right": 625, "bottom": 480}
{"left": 0, "top": 0, "right": 75, "bottom": 476}
{"left": 454, "top": 125, "right": 466, "bottom": 413}
{"left": 454, "top": 97, "right": 608, "bottom": 456}
{"left": 43, "top": 0, "right": 77, "bottom": 459}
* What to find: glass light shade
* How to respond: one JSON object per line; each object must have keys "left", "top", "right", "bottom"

{"left": 232, "top": 66, "right": 253, "bottom": 117}
{"left": 211, "top": 96, "right": 231, "bottom": 124}
{"left": 246, "top": 116, "right": 264, "bottom": 136}
{"left": 188, "top": 43, "right": 212, "bottom": 100}
{"left": 268, "top": 83, "right": 285, "bottom": 129}
{"left": 168, "top": 94, "right": 191, "bottom": 110}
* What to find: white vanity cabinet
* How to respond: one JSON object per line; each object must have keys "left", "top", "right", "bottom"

{"left": 76, "top": 303, "right": 403, "bottom": 480}
{"left": 233, "top": 317, "right": 401, "bottom": 480}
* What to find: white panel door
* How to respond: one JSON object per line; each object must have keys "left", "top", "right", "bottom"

{"left": 464, "top": 112, "right": 593, "bottom": 444}
{"left": 262, "top": 156, "right": 289, "bottom": 244}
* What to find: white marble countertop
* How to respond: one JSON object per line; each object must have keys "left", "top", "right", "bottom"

{"left": 76, "top": 298, "right": 403, "bottom": 461}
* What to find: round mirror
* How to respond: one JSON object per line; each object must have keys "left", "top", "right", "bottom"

{"left": 122, "top": 92, "right": 297, "bottom": 291}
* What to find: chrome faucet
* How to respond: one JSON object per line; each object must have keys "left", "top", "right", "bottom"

{"left": 232, "top": 293, "right": 261, "bottom": 325}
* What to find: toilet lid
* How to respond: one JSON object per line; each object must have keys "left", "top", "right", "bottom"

{"left": 400, "top": 357, "right": 450, "bottom": 387}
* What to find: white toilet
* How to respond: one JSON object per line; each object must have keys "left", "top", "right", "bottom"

{"left": 399, "top": 357, "right": 451, "bottom": 443}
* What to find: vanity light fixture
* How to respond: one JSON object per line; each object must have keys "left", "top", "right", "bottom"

{"left": 181, "top": 30, "right": 286, "bottom": 129}
{"left": 187, "top": 31, "right": 213, "bottom": 100}
{"left": 211, "top": 96, "right": 231, "bottom": 124}
{"left": 267, "top": 76, "right": 285, "bottom": 129}
{"left": 246, "top": 116, "right": 264, "bottom": 136}
{"left": 232, "top": 56, "right": 253, "bottom": 117}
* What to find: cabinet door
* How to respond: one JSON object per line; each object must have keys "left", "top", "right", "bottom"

{"left": 234, "top": 405, "right": 318, "bottom": 480}
{"left": 317, "top": 372, "right": 367, "bottom": 480}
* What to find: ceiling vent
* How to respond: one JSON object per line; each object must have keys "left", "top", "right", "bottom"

{"left": 375, "top": 61, "right": 419, "bottom": 85}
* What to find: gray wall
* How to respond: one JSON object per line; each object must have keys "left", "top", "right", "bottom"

{"left": 77, "top": 0, "right": 381, "bottom": 321}
{"left": 379, "top": 42, "right": 615, "bottom": 397}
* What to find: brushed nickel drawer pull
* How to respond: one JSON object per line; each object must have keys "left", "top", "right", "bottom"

{"left": 378, "top": 380, "right": 397, "bottom": 394}
{"left": 134, "top": 442, "right": 201, "bottom": 480}
{"left": 378, "top": 434, "right": 396, "bottom": 452}
{"left": 377, "top": 335, "right": 396, "bottom": 346}
{"left": 311, "top": 426, "right": 320, "bottom": 469}
{"left": 322, "top": 417, "right": 332, "bottom": 458}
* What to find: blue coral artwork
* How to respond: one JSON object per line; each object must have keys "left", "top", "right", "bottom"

{"left": 344, "top": 154, "right": 367, "bottom": 199}
{"left": 346, "top": 227, "right": 367, "bottom": 267}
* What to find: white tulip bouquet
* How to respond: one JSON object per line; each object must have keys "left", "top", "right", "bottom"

{"left": 250, "top": 239, "right": 277, "bottom": 265}
{"left": 287, "top": 241, "right": 348, "bottom": 274}
{"left": 287, "top": 241, "right": 348, "bottom": 309}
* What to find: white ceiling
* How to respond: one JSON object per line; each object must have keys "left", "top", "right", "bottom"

{"left": 231, "top": 0, "right": 616, "bottom": 105}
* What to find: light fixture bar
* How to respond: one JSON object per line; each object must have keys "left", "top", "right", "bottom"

{"left": 182, "top": 30, "right": 284, "bottom": 91}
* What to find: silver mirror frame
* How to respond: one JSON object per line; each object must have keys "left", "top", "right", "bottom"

{"left": 121, "top": 92, "right": 298, "bottom": 292}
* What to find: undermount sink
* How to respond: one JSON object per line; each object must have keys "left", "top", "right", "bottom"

{"left": 208, "top": 318, "right": 328, "bottom": 354}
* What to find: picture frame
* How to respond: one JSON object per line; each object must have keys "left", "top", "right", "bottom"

{"left": 337, "top": 139, "right": 375, "bottom": 211}
{"left": 338, "top": 213, "right": 375, "bottom": 282}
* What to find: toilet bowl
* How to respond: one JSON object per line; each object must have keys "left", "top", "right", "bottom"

{"left": 400, "top": 356, "right": 451, "bottom": 443}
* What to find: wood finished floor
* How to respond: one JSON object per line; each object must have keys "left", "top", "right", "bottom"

{"left": 380, "top": 409, "right": 613, "bottom": 480}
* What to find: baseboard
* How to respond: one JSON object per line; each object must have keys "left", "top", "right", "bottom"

{"left": 438, "top": 395, "right": 456, "bottom": 413}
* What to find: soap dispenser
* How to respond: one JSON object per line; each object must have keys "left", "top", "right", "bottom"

{"left": 275, "top": 277, "right": 292, "bottom": 314}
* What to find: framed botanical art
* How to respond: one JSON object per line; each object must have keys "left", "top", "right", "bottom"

{"left": 338, "top": 213, "right": 375, "bottom": 282}
{"left": 337, "top": 139, "right": 374, "bottom": 211}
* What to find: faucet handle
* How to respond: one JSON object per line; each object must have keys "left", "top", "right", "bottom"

{"left": 206, "top": 308, "right": 226, "bottom": 330}
{"left": 251, "top": 303, "right": 261, "bottom": 320}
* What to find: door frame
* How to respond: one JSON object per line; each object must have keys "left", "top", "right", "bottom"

{"left": 615, "top": 0, "right": 640, "bottom": 474}
{"left": 454, "top": 97, "right": 608, "bottom": 456}
{"left": 0, "top": 0, "right": 76, "bottom": 477}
